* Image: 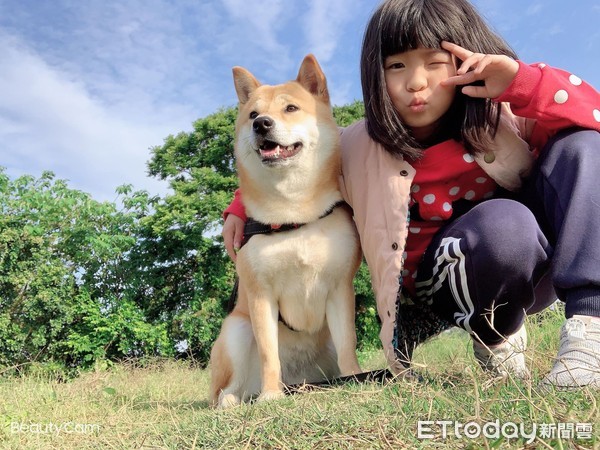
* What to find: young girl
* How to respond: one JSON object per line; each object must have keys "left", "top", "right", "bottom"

{"left": 223, "top": 0, "right": 600, "bottom": 388}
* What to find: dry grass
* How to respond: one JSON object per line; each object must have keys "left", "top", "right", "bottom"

{"left": 1, "top": 307, "right": 599, "bottom": 449}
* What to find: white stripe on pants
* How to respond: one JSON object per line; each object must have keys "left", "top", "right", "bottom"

{"left": 414, "top": 237, "right": 475, "bottom": 333}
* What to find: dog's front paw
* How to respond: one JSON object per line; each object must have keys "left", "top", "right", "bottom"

{"left": 257, "top": 390, "right": 284, "bottom": 403}
{"left": 218, "top": 393, "right": 241, "bottom": 409}
{"left": 339, "top": 363, "right": 362, "bottom": 376}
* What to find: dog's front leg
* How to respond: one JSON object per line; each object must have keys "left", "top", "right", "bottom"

{"left": 326, "top": 284, "right": 362, "bottom": 376}
{"left": 249, "top": 295, "right": 285, "bottom": 402}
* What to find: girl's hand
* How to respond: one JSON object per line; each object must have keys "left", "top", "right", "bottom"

{"left": 222, "top": 213, "right": 245, "bottom": 262}
{"left": 440, "top": 41, "right": 519, "bottom": 99}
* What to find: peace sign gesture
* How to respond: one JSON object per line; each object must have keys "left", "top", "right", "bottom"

{"left": 441, "top": 41, "right": 520, "bottom": 99}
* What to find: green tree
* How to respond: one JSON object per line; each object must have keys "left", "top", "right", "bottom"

{"left": 0, "top": 170, "right": 170, "bottom": 375}
{"left": 133, "top": 108, "right": 239, "bottom": 364}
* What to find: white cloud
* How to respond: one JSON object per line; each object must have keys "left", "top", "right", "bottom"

{"left": 525, "top": 3, "right": 543, "bottom": 16}
{"left": 221, "top": 0, "right": 286, "bottom": 55}
{"left": 0, "top": 0, "right": 242, "bottom": 201}
{"left": 0, "top": 32, "right": 187, "bottom": 201}
{"left": 303, "top": 0, "right": 360, "bottom": 63}
{"left": 216, "top": 0, "right": 296, "bottom": 82}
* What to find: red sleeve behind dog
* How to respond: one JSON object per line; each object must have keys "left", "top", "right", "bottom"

{"left": 223, "top": 189, "right": 248, "bottom": 222}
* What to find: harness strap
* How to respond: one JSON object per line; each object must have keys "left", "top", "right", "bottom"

{"left": 241, "top": 200, "right": 347, "bottom": 247}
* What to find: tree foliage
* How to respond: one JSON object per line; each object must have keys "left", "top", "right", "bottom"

{"left": 0, "top": 171, "right": 170, "bottom": 375}
{"left": 0, "top": 100, "right": 376, "bottom": 375}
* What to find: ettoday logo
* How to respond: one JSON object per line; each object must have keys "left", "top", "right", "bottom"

{"left": 417, "top": 420, "right": 593, "bottom": 443}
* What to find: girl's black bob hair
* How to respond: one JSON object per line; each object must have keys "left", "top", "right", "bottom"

{"left": 361, "top": 0, "right": 517, "bottom": 159}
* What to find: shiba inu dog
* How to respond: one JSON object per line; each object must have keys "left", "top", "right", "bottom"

{"left": 209, "top": 55, "right": 362, "bottom": 408}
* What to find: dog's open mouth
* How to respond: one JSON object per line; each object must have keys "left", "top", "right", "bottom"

{"left": 258, "top": 140, "right": 303, "bottom": 162}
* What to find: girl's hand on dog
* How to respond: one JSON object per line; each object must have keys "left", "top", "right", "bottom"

{"left": 222, "top": 214, "right": 245, "bottom": 262}
{"left": 441, "top": 41, "right": 519, "bottom": 99}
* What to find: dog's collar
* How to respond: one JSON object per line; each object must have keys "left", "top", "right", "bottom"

{"left": 240, "top": 200, "right": 348, "bottom": 248}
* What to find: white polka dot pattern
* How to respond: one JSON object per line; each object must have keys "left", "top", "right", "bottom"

{"left": 554, "top": 90, "right": 569, "bottom": 104}
{"left": 423, "top": 194, "right": 436, "bottom": 204}
{"left": 569, "top": 74, "right": 582, "bottom": 86}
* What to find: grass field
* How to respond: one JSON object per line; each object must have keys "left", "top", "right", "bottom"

{"left": 1, "top": 307, "right": 598, "bottom": 449}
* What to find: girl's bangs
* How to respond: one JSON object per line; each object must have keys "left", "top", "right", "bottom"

{"left": 380, "top": 10, "right": 447, "bottom": 58}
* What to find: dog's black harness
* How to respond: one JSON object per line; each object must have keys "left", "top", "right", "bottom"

{"left": 226, "top": 200, "right": 349, "bottom": 331}
{"left": 240, "top": 200, "right": 347, "bottom": 247}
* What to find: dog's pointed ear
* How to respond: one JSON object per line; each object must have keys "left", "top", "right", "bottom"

{"left": 233, "top": 67, "right": 261, "bottom": 104}
{"left": 296, "top": 54, "right": 329, "bottom": 103}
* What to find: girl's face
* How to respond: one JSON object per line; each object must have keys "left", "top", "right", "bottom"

{"left": 384, "top": 47, "right": 457, "bottom": 142}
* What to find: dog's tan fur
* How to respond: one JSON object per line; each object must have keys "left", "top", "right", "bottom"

{"left": 209, "top": 55, "right": 362, "bottom": 408}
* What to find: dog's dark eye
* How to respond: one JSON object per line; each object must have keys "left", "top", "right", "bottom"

{"left": 249, "top": 111, "right": 258, "bottom": 119}
{"left": 285, "top": 105, "right": 299, "bottom": 113}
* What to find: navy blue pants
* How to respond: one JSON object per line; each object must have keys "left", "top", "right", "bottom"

{"left": 414, "top": 129, "right": 600, "bottom": 345}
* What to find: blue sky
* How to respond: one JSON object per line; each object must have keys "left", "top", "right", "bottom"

{"left": 1, "top": 0, "right": 599, "bottom": 202}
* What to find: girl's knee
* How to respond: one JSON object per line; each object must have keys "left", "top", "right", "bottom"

{"left": 469, "top": 199, "right": 539, "bottom": 241}
{"left": 542, "top": 129, "right": 600, "bottom": 168}
{"left": 462, "top": 200, "right": 546, "bottom": 265}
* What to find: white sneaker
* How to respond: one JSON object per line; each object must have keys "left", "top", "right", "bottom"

{"left": 472, "top": 323, "right": 530, "bottom": 379}
{"left": 541, "top": 315, "right": 600, "bottom": 389}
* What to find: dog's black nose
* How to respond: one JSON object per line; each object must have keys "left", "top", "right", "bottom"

{"left": 253, "top": 116, "right": 274, "bottom": 135}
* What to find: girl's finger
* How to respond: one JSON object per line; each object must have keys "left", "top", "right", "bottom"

{"left": 442, "top": 71, "right": 476, "bottom": 87}
{"left": 456, "top": 53, "right": 486, "bottom": 75}
{"left": 461, "top": 85, "right": 488, "bottom": 98}
{"left": 441, "top": 41, "right": 473, "bottom": 61}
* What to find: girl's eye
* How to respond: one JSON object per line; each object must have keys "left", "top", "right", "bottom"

{"left": 429, "top": 56, "right": 452, "bottom": 66}
{"left": 286, "top": 105, "right": 299, "bottom": 113}
{"left": 249, "top": 111, "right": 258, "bottom": 119}
{"left": 387, "top": 62, "right": 405, "bottom": 70}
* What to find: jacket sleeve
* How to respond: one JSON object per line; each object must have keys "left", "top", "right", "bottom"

{"left": 495, "top": 60, "right": 600, "bottom": 152}
{"left": 223, "top": 189, "right": 247, "bottom": 222}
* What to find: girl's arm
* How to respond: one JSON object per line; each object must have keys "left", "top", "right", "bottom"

{"left": 494, "top": 61, "right": 600, "bottom": 151}
{"left": 222, "top": 189, "right": 247, "bottom": 261}
{"left": 223, "top": 189, "right": 247, "bottom": 222}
